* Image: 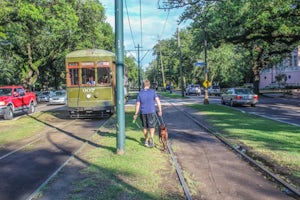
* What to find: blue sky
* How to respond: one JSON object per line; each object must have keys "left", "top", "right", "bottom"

{"left": 100, "top": 0, "right": 189, "bottom": 69}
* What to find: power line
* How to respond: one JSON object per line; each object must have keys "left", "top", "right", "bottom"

{"left": 157, "top": 9, "right": 170, "bottom": 41}
{"left": 139, "top": 0, "right": 143, "bottom": 49}
{"left": 125, "top": 0, "right": 136, "bottom": 48}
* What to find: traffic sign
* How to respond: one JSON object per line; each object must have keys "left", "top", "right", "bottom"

{"left": 194, "top": 61, "right": 205, "bottom": 67}
{"left": 203, "top": 80, "right": 211, "bottom": 88}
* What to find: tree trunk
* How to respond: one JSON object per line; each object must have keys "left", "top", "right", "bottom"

{"left": 252, "top": 61, "right": 260, "bottom": 94}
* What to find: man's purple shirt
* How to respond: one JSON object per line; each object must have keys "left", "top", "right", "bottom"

{"left": 136, "top": 89, "right": 158, "bottom": 114}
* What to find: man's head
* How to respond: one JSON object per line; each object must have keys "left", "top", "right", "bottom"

{"left": 143, "top": 79, "right": 151, "bottom": 89}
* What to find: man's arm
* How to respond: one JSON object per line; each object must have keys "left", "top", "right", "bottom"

{"left": 133, "top": 101, "right": 140, "bottom": 120}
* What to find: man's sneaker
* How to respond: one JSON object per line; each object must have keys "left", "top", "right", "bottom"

{"left": 144, "top": 141, "right": 149, "bottom": 147}
{"left": 149, "top": 140, "right": 155, "bottom": 148}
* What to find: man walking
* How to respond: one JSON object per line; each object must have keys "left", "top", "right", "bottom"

{"left": 133, "top": 79, "right": 162, "bottom": 147}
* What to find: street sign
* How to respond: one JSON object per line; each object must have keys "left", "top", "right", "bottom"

{"left": 203, "top": 80, "right": 211, "bottom": 88}
{"left": 194, "top": 61, "right": 206, "bottom": 67}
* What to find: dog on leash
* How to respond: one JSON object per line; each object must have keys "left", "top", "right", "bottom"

{"left": 159, "top": 123, "right": 168, "bottom": 151}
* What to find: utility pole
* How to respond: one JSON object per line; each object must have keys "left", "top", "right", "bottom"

{"left": 203, "top": 3, "right": 210, "bottom": 105}
{"left": 115, "top": 0, "right": 125, "bottom": 155}
{"left": 126, "top": 47, "right": 151, "bottom": 90}
{"left": 158, "top": 40, "right": 166, "bottom": 90}
{"left": 177, "top": 27, "right": 184, "bottom": 97}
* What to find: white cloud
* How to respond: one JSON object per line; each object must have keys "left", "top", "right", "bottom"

{"left": 99, "top": 0, "right": 189, "bottom": 68}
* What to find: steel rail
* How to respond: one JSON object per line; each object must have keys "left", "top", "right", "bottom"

{"left": 26, "top": 118, "right": 109, "bottom": 200}
{"left": 0, "top": 119, "right": 77, "bottom": 161}
{"left": 157, "top": 106, "right": 193, "bottom": 200}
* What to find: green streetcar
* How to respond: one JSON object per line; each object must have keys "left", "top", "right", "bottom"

{"left": 66, "top": 49, "right": 127, "bottom": 118}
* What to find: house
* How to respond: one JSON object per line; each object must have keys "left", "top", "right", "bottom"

{"left": 259, "top": 47, "right": 300, "bottom": 89}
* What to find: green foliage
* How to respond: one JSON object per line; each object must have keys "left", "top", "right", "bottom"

{"left": 124, "top": 55, "right": 138, "bottom": 87}
{"left": 155, "top": 0, "right": 300, "bottom": 91}
{"left": 0, "top": 0, "right": 114, "bottom": 89}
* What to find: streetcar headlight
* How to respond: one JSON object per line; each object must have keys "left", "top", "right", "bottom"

{"left": 0, "top": 101, "right": 5, "bottom": 106}
{"left": 86, "top": 94, "right": 91, "bottom": 99}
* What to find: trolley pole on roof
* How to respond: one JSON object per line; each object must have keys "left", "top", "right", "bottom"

{"left": 115, "top": 0, "right": 125, "bottom": 155}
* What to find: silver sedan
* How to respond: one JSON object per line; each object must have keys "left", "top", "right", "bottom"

{"left": 221, "top": 88, "right": 258, "bottom": 107}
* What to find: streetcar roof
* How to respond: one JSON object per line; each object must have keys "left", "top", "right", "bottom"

{"left": 66, "top": 49, "right": 115, "bottom": 58}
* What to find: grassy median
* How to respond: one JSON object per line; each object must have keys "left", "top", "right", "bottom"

{"left": 66, "top": 106, "right": 185, "bottom": 199}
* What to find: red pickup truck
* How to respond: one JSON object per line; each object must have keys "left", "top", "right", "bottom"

{"left": 0, "top": 85, "right": 37, "bottom": 120}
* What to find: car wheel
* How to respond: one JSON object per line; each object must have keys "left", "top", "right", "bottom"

{"left": 4, "top": 106, "right": 13, "bottom": 120}
{"left": 27, "top": 102, "right": 35, "bottom": 114}
{"left": 230, "top": 100, "right": 235, "bottom": 107}
{"left": 251, "top": 103, "right": 256, "bottom": 107}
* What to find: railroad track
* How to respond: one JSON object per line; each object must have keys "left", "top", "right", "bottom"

{"left": 0, "top": 113, "right": 109, "bottom": 200}
{"left": 0, "top": 119, "right": 77, "bottom": 161}
{"left": 163, "top": 99, "right": 299, "bottom": 200}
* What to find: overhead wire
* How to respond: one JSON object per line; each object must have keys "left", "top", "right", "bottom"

{"left": 140, "top": 0, "right": 143, "bottom": 48}
{"left": 125, "top": 0, "right": 136, "bottom": 48}
{"left": 124, "top": 1, "right": 171, "bottom": 65}
{"left": 157, "top": 9, "right": 170, "bottom": 42}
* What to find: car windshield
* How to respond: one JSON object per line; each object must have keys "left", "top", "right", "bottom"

{"left": 40, "top": 92, "right": 50, "bottom": 96}
{"left": 0, "top": 88, "right": 12, "bottom": 96}
{"left": 54, "top": 91, "right": 66, "bottom": 96}
{"left": 235, "top": 89, "right": 253, "bottom": 94}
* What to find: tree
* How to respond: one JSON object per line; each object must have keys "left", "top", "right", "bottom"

{"left": 159, "top": 0, "right": 300, "bottom": 93}
{"left": 0, "top": 0, "right": 114, "bottom": 89}
{"left": 124, "top": 55, "right": 138, "bottom": 88}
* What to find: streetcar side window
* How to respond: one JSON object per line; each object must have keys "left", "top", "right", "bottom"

{"left": 97, "top": 67, "right": 111, "bottom": 85}
{"left": 69, "top": 68, "right": 79, "bottom": 85}
{"left": 82, "top": 68, "right": 95, "bottom": 84}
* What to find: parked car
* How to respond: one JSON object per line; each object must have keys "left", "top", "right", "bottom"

{"left": 190, "top": 84, "right": 201, "bottom": 96}
{"left": 208, "top": 85, "right": 221, "bottom": 96}
{"left": 221, "top": 88, "right": 258, "bottom": 107}
{"left": 185, "top": 84, "right": 201, "bottom": 96}
{"left": 48, "top": 90, "right": 67, "bottom": 105}
{"left": 37, "top": 91, "right": 54, "bottom": 102}
{"left": 0, "top": 85, "right": 37, "bottom": 120}
{"left": 185, "top": 84, "right": 192, "bottom": 95}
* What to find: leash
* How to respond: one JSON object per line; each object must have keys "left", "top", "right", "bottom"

{"left": 155, "top": 111, "right": 165, "bottom": 127}
{"left": 132, "top": 119, "right": 141, "bottom": 128}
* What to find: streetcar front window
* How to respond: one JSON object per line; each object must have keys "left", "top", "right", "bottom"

{"left": 69, "top": 68, "right": 79, "bottom": 85}
{"left": 97, "top": 67, "right": 111, "bottom": 85}
{"left": 82, "top": 68, "right": 95, "bottom": 84}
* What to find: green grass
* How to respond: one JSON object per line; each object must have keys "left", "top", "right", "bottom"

{"left": 189, "top": 104, "right": 300, "bottom": 184}
{"left": 69, "top": 107, "right": 185, "bottom": 199}
{"left": 0, "top": 112, "right": 54, "bottom": 145}
{"left": 158, "top": 91, "right": 186, "bottom": 98}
